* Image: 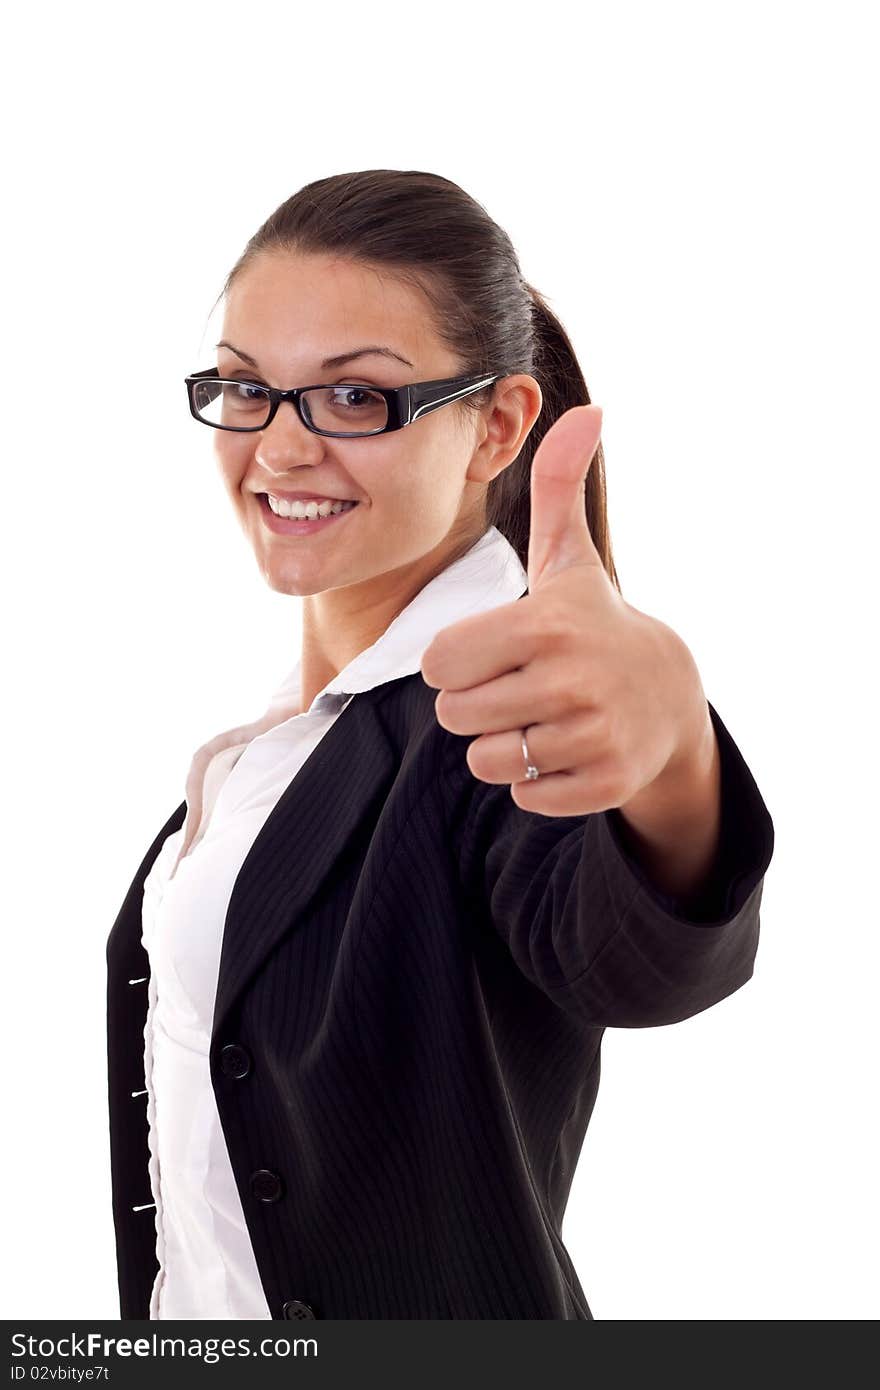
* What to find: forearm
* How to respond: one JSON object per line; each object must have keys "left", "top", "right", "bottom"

{"left": 615, "top": 700, "right": 722, "bottom": 905}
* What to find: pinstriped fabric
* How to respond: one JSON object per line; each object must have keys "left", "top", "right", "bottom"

{"left": 107, "top": 673, "right": 774, "bottom": 1319}
{"left": 106, "top": 797, "right": 186, "bottom": 1320}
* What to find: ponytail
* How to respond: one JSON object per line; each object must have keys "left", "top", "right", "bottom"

{"left": 486, "top": 282, "right": 621, "bottom": 594}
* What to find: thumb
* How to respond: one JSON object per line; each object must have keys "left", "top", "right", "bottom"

{"left": 527, "top": 405, "right": 604, "bottom": 590}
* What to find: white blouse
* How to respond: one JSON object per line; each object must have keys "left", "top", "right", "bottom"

{"left": 140, "top": 524, "right": 528, "bottom": 1319}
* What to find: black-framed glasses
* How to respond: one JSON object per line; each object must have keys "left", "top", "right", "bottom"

{"left": 184, "top": 367, "right": 505, "bottom": 437}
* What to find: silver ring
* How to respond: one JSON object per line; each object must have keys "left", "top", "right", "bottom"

{"left": 520, "top": 728, "right": 540, "bottom": 781}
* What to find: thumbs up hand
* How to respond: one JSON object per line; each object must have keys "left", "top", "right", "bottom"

{"left": 420, "top": 406, "right": 714, "bottom": 819}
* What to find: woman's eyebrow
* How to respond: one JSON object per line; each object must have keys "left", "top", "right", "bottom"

{"left": 215, "top": 340, "right": 414, "bottom": 369}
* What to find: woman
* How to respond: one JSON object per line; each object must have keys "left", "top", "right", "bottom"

{"left": 106, "top": 169, "right": 775, "bottom": 1321}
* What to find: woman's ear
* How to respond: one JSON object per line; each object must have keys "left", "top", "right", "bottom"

{"left": 466, "top": 375, "right": 543, "bottom": 486}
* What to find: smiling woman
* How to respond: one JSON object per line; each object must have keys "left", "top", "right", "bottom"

{"left": 105, "top": 168, "right": 774, "bottom": 1323}
{"left": 188, "top": 242, "right": 550, "bottom": 705}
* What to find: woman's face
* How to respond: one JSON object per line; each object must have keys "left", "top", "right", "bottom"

{"left": 213, "top": 250, "right": 535, "bottom": 602}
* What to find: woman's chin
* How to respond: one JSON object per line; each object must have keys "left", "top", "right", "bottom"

{"left": 256, "top": 558, "right": 324, "bottom": 597}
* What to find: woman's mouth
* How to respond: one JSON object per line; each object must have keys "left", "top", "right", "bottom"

{"left": 257, "top": 492, "right": 360, "bottom": 536}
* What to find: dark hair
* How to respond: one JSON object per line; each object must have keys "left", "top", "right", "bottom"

{"left": 211, "top": 169, "right": 621, "bottom": 593}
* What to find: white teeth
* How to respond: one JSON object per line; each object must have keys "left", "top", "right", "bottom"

{"left": 266, "top": 495, "right": 356, "bottom": 519}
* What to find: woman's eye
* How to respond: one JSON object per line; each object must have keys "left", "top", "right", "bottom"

{"left": 219, "top": 381, "right": 268, "bottom": 409}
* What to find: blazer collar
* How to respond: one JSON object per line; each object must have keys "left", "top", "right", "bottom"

{"left": 211, "top": 682, "right": 401, "bottom": 1040}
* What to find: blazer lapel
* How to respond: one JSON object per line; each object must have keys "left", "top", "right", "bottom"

{"left": 211, "top": 688, "right": 398, "bottom": 1042}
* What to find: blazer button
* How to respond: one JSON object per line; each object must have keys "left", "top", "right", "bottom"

{"left": 250, "top": 1168, "right": 284, "bottom": 1202}
{"left": 219, "top": 1043, "right": 251, "bottom": 1078}
{"left": 282, "top": 1300, "right": 317, "bottom": 1319}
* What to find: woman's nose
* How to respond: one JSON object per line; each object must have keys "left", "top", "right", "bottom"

{"left": 255, "top": 402, "right": 325, "bottom": 466}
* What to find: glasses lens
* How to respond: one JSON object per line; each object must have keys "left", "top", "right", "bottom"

{"left": 302, "top": 386, "right": 388, "bottom": 436}
{"left": 193, "top": 378, "right": 272, "bottom": 429}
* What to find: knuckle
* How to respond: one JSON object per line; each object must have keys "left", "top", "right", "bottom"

{"left": 531, "top": 601, "right": 573, "bottom": 646}
{"left": 550, "top": 608, "right": 579, "bottom": 644}
{"left": 465, "top": 737, "right": 489, "bottom": 777}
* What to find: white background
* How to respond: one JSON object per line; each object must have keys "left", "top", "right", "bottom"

{"left": 3, "top": 0, "right": 877, "bottom": 1321}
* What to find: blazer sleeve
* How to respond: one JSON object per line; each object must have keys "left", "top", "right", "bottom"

{"left": 449, "top": 699, "right": 775, "bottom": 1028}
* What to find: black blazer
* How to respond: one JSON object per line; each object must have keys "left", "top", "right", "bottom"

{"left": 106, "top": 672, "right": 774, "bottom": 1321}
